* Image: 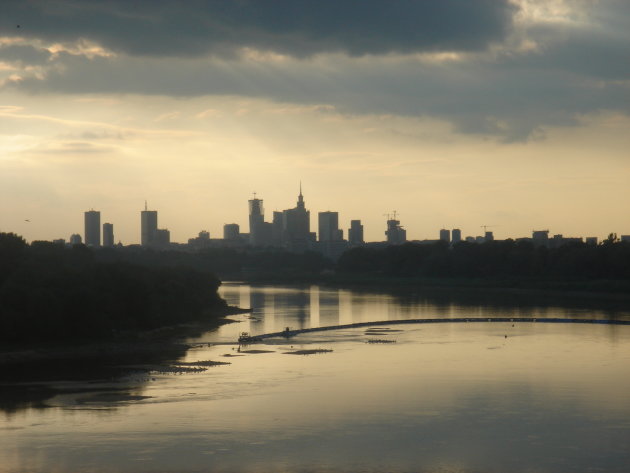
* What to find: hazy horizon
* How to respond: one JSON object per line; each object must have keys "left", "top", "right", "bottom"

{"left": 1, "top": 0, "right": 629, "bottom": 244}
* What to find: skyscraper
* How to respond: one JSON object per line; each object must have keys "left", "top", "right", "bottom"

{"left": 84, "top": 210, "right": 101, "bottom": 247}
{"left": 103, "top": 222, "right": 114, "bottom": 247}
{"left": 248, "top": 195, "right": 265, "bottom": 246}
{"left": 141, "top": 202, "right": 158, "bottom": 247}
{"left": 348, "top": 220, "right": 364, "bottom": 245}
{"left": 452, "top": 228, "right": 462, "bottom": 244}
{"left": 439, "top": 229, "right": 450, "bottom": 243}
{"left": 318, "top": 211, "right": 343, "bottom": 242}
{"left": 281, "top": 184, "right": 312, "bottom": 252}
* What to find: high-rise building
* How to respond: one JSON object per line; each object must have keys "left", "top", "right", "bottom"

{"left": 224, "top": 224, "right": 240, "bottom": 241}
{"left": 485, "top": 231, "right": 494, "bottom": 242}
{"left": 439, "top": 229, "right": 450, "bottom": 243}
{"left": 281, "top": 184, "right": 312, "bottom": 252}
{"left": 141, "top": 202, "right": 158, "bottom": 247}
{"left": 318, "top": 211, "right": 343, "bottom": 242}
{"left": 103, "top": 223, "right": 114, "bottom": 247}
{"left": 84, "top": 210, "right": 101, "bottom": 247}
{"left": 248, "top": 195, "right": 265, "bottom": 246}
{"left": 452, "top": 228, "right": 462, "bottom": 244}
{"left": 348, "top": 220, "right": 364, "bottom": 245}
{"left": 385, "top": 214, "right": 406, "bottom": 245}
{"left": 69, "top": 234, "right": 82, "bottom": 245}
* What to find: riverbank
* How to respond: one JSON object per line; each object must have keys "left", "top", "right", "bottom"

{"left": 0, "top": 306, "right": 249, "bottom": 377}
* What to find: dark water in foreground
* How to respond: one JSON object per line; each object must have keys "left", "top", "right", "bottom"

{"left": 2, "top": 283, "right": 630, "bottom": 473}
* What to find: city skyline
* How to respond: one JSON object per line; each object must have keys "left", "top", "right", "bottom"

{"left": 1, "top": 1, "right": 629, "bottom": 244}
{"left": 65, "top": 190, "right": 624, "bottom": 248}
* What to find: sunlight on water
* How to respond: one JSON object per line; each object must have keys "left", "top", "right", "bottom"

{"left": 2, "top": 284, "right": 630, "bottom": 473}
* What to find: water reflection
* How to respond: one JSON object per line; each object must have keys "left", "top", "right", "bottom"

{"left": 2, "top": 283, "right": 630, "bottom": 473}
{"left": 217, "top": 283, "right": 630, "bottom": 343}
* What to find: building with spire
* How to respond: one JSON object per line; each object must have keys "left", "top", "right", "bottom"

{"left": 281, "top": 184, "right": 313, "bottom": 252}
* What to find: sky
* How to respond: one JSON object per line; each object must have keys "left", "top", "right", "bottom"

{"left": 0, "top": 0, "right": 629, "bottom": 244}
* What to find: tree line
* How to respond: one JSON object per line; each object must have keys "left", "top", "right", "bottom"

{"left": 337, "top": 237, "right": 630, "bottom": 282}
{"left": 0, "top": 233, "right": 227, "bottom": 343}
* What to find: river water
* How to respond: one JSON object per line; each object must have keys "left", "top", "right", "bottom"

{"left": 2, "top": 283, "right": 630, "bottom": 473}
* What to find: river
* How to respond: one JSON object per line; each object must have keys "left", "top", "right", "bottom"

{"left": 2, "top": 283, "right": 630, "bottom": 473}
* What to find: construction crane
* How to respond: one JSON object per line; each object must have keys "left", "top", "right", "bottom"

{"left": 481, "top": 225, "right": 498, "bottom": 233}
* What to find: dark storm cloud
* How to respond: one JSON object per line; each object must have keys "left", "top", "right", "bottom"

{"left": 2, "top": 1, "right": 629, "bottom": 141}
{"left": 0, "top": 0, "right": 517, "bottom": 57}
{"left": 10, "top": 48, "right": 629, "bottom": 141}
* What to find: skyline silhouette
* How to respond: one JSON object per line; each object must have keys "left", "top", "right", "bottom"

{"left": 0, "top": 1, "right": 628, "bottom": 244}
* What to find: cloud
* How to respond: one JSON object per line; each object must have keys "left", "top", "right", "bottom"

{"left": 7, "top": 46, "right": 629, "bottom": 141}
{"left": 0, "top": 43, "right": 51, "bottom": 65}
{"left": 0, "top": 0, "right": 517, "bottom": 58}
{"left": 1, "top": 0, "right": 629, "bottom": 141}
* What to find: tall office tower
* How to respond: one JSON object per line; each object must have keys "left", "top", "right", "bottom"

{"left": 281, "top": 184, "right": 311, "bottom": 252}
{"left": 439, "top": 229, "right": 450, "bottom": 243}
{"left": 84, "top": 210, "right": 101, "bottom": 247}
{"left": 385, "top": 215, "right": 406, "bottom": 245}
{"left": 102, "top": 223, "right": 114, "bottom": 247}
{"left": 248, "top": 195, "right": 265, "bottom": 246}
{"left": 141, "top": 202, "right": 158, "bottom": 246}
{"left": 318, "top": 211, "right": 343, "bottom": 242}
{"left": 223, "top": 224, "right": 240, "bottom": 241}
{"left": 348, "top": 220, "right": 364, "bottom": 245}
{"left": 452, "top": 228, "right": 462, "bottom": 244}
{"left": 484, "top": 231, "right": 494, "bottom": 242}
{"left": 69, "top": 234, "right": 82, "bottom": 245}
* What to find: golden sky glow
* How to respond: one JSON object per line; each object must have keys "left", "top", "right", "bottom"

{"left": 0, "top": 1, "right": 629, "bottom": 243}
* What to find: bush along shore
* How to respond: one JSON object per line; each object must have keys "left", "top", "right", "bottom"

{"left": 0, "top": 233, "right": 245, "bottom": 346}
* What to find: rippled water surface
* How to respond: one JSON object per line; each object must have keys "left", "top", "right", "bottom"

{"left": 2, "top": 283, "right": 630, "bottom": 473}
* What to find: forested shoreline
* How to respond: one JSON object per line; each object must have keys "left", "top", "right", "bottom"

{"left": 336, "top": 238, "right": 630, "bottom": 292}
{"left": 0, "top": 233, "right": 230, "bottom": 344}
{"left": 2, "top": 232, "right": 629, "bottom": 346}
